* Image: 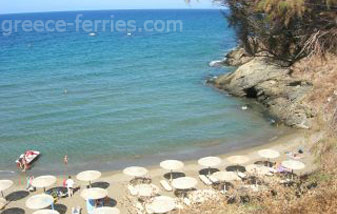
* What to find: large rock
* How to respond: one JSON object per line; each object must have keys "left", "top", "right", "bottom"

{"left": 213, "top": 57, "right": 315, "bottom": 128}
{"left": 224, "top": 48, "right": 253, "bottom": 66}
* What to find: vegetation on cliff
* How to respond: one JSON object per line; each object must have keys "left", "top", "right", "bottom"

{"left": 185, "top": 1, "right": 337, "bottom": 213}
{"left": 221, "top": 0, "right": 337, "bottom": 62}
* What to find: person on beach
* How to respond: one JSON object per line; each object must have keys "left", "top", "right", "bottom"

{"left": 26, "top": 176, "right": 35, "bottom": 192}
{"left": 66, "top": 176, "right": 75, "bottom": 197}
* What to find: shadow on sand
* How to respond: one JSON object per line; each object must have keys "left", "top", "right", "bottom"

{"left": 103, "top": 197, "right": 118, "bottom": 207}
{"left": 47, "top": 204, "right": 67, "bottom": 214}
{"left": 91, "top": 182, "right": 110, "bottom": 189}
{"left": 5, "top": 191, "right": 30, "bottom": 202}
{"left": 198, "top": 168, "right": 220, "bottom": 175}
{"left": 1, "top": 208, "right": 25, "bottom": 214}
{"left": 226, "top": 165, "right": 246, "bottom": 172}
{"left": 164, "top": 172, "right": 185, "bottom": 180}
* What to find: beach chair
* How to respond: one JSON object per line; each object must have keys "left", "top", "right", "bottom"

{"left": 199, "top": 175, "right": 212, "bottom": 185}
{"left": 183, "top": 198, "right": 191, "bottom": 206}
{"left": 72, "top": 206, "right": 81, "bottom": 214}
{"left": 208, "top": 175, "right": 219, "bottom": 184}
{"left": 238, "top": 172, "right": 247, "bottom": 179}
{"left": 160, "top": 180, "right": 173, "bottom": 192}
{"left": 128, "top": 185, "right": 138, "bottom": 196}
{"left": 86, "top": 199, "right": 95, "bottom": 214}
{"left": 135, "top": 202, "right": 145, "bottom": 214}
{"left": 0, "top": 198, "right": 6, "bottom": 210}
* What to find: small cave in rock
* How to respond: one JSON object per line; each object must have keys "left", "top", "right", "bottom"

{"left": 288, "top": 81, "right": 302, "bottom": 87}
{"left": 244, "top": 87, "right": 258, "bottom": 98}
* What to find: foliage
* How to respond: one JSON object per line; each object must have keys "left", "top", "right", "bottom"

{"left": 216, "top": 0, "right": 337, "bottom": 62}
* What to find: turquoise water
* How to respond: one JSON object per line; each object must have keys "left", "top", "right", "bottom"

{"left": 0, "top": 10, "right": 284, "bottom": 175}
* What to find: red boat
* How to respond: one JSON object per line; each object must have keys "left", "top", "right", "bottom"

{"left": 16, "top": 150, "right": 40, "bottom": 170}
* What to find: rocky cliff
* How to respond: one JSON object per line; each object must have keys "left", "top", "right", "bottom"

{"left": 209, "top": 48, "right": 317, "bottom": 129}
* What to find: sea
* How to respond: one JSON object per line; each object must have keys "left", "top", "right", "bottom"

{"left": 0, "top": 9, "right": 288, "bottom": 177}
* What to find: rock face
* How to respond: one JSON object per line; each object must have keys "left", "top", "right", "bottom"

{"left": 213, "top": 57, "right": 315, "bottom": 128}
{"left": 224, "top": 48, "right": 254, "bottom": 66}
{"left": 208, "top": 47, "right": 254, "bottom": 68}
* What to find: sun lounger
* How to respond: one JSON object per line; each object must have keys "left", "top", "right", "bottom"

{"left": 86, "top": 200, "right": 95, "bottom": 214}
{"left": 183, "top": 198, "right": 191, "bottom": 206}
{"left": 0, "top": 198, "right": 6, "bottom": 210}
{"left": 160, "top": 180, "right": 173, "bottom": 192}
{"left": 238, "top": 172, "right": 246, "bottom": 179}
{"left": 208, "top": 175, "right": 219, "bottom": 184}
{"left": 135, "top": 202, "right": 144, "bottom": 214}
{"left": 199, "top": 175, "right": 212, "bottom": 185}
{"left": 128, "top": 185, "right": 138, "bottom": 196}
{"left": 72, "top": 206, "right": 81, "bottom": 214}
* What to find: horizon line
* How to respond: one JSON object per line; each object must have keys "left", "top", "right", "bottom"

{"left": 0, "top": 8, "right": 227, "bottom": 16}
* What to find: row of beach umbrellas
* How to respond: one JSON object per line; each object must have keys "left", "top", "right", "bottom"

{"left": 0, "top": 148, "right": 305, "bottom": 214}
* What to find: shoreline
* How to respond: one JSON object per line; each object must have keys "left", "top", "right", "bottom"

{"left": 4, "top": 123, "right": 291, "bottom": 178}
{"left": 99, "top": 128, "right": 319, "bottom": 179}
{"left": 2, "top": 129, "right": 321, "bottom": 214}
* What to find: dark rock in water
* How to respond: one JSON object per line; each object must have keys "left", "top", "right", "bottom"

{"left": 205, "top": 76, "right": 218, "bottom": 84}
{"left": 212, "top": 56, "right": 315, "bottom": 128}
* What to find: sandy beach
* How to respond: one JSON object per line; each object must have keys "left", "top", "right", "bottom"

{"left": 1, "top": 130, "right": 321, "bottom": 214}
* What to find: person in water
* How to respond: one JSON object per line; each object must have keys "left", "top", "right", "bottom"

{"left": 17, "top": 154, "right": 29, "bottom": 172}
{"left": 64, "top": 155, "right": 69, "bottom": 165}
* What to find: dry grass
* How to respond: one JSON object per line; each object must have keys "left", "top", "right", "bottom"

{"left": 291, "top": 54, "right": 337, "bottom": 130}
{"left": 176, "top": 135, "right": 337, "bottom": 214}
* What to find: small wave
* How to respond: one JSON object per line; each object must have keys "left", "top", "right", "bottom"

{"left": 209, "top": 60, "right": 225, "bottom": 67}
{"left": 0, "top": 170, "right": 16, "bottom": 175}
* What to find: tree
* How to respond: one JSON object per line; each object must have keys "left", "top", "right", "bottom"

{"left": 211, "top": 0, "right": 337, "bottom": 62}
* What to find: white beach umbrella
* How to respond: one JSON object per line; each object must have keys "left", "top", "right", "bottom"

{"left": 33, "top": 210, "right": 60, "bottom": 214}
{"left": 171, "top": 177, "right": 197, "bottom": 190}
{"left": 210, "top": 171, "right": 240, "bottom": 182}
{"left": 281, "top": 160, "right": 306, "bottom": 171}
{"left": 246, "top": 164, "right": 271, "bottom": 176}
{"left": 226, "top": 155, "right": 250, "bottom": 165}
{"left": 93, "top": 207, "right": 120, "bottom": 214}
{"left": 123, "top": 166, "right": 148, "bottom": 178}
{"left": 31, "top": 175, "right": 57, "bottom": 192}
{"left": 145, "top": 196, "right": 176, "bottom": 214}
{"left": 80, "top": 188, "right": 108, "bottom": 200}
{"left": 198, "top": 156, "right": 222, "bottom": 175}
{"left": 77, "top": 170, "right": 101, "bottom": 186}
{"left": 160, "top": 160, "right": 184, "bottom": 181}
{"left": 258, "top": 149, "right": 280, "bottom": 159}
{"left": 26, "top": 194, "right": 54, "bottom": 210}
{"left": 0, "top": 180, "right": 13, "bottom": 197}
{"left": 134, "top": 184, "right": 160, "bottom": 197}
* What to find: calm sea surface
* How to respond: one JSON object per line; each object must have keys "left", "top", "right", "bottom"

{"left": 0, "top": 10, "right": 286, "bottom": 176}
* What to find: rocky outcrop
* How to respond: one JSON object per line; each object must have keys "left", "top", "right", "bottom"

{"left": 211, "top": 57, "right": 315, "bottom": 128}
{"left": 209, "top": 47, "right": 254, "bottom": 68}
{"left": 224, "top": 47, "right": 254, "bottom": 66}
